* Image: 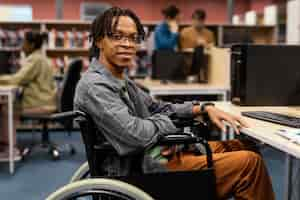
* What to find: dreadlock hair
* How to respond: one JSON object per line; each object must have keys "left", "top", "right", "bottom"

{"left": 89, "top": 7, "right": 146, "bottom": 61}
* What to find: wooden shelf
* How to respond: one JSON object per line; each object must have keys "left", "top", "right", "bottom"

{"left": 0, "top": 21, "right": 41, "bottom": 29}
{"left": 0, "top": 47, "right": 20, "bottom": 52}
{"left": 46, "top": 48, "right": 89, "bottom": 57}
{"left": 0, "top": 20, "right": 278, "bottom": 50}
{"left": 44, "top": 20, "right": 90, "bottom": 31}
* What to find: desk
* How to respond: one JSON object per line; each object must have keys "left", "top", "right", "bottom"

{"left": 135, "top": 79, "right": 230, "bottom": 101}
{"left": 215, "top": 102, "right": 300, "bottom": 200}
{"left": 0, "top": 86, "right": 18, "bottom": 174}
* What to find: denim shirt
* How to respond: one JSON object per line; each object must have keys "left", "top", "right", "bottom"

{"left": 74, "top": 60, "right": 195, "bottom": 175}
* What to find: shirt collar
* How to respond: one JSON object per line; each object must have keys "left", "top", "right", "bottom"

{"left": 89, "top": 59, "right": 129, "bottom": 91}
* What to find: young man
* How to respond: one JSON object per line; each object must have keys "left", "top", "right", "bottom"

{"left": 74, "top": 7, "right": 275, "bottom": 200}
{"left": 154, "top": 5, "right": 180, "bottom": 50}
{"left": 0, "top": 31, "right": 56, "bottom": 160}
{"left": 180, "top": 9, "right": 215, "bottom": 49}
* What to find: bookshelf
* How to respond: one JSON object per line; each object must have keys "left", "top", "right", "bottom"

{"left": 0, "top": 20, "right": 278, "bottom": 74}
{"left": 46, "top": 47, "right": 89, "bottom": 57}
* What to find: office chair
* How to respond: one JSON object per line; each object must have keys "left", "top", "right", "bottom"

{"left": 20, "top": 59, "right": 83, "bottom": 160}
{"left": 46, "top": 110, "right": 217, "bottom": 200}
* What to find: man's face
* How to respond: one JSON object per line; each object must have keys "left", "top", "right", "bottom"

{"left": 97, "top": 16, "right": 139, "bottom": 69}
{"left": 192, "top": 18, "right": 205, "bottom": 31}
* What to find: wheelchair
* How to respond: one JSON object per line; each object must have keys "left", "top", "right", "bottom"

{"left": 46, "top": 110, "right": 217, "bottom": 200}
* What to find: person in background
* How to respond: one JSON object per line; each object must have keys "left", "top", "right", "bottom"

{"left": 180, "top": 9, "right": 215, "bottom": 49}
{"left": 0, "top": 31, "right": 56, "bottom": 160}
{"left": 154, "top": 5, "right": 180, "bottom": 50}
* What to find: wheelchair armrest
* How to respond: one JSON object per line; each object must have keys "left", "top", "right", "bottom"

{"left": 157, "top": 133, "right": 199, "bottom": 145}
{"left": 172, "top": 118, "right": 197, "bottom": 128}
{"left": 170, "top": 113, "right": 210, "bottom": 128}
{"left": 157, "top": 133, "right": 214, "bottom": 168}
{"left": 50, "top": 110, "right": 86, "bottom": 121}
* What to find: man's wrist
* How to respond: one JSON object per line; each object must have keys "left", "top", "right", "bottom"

{"left": 192, "top": 105, "right": 201, "bottom": 115}
{"left": 192, "top": 100, "right": 201, "bottom": 115}
{"left": 200, "top": 102, "right": 215, "bottom": 112}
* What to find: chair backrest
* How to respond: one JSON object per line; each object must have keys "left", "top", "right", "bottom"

{"left": 59, "top": 59, "right": 83, "bottom": 113}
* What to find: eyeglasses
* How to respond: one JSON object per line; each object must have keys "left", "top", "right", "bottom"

{"left": 107, "top": 32, "right": 142, "bottom": 44}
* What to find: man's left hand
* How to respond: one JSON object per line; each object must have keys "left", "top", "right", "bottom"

{"left": 204, "top": 105, "right": 249, "bottom": 134}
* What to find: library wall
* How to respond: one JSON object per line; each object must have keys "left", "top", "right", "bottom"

{"left": 1, "top": 0, "right": 286, "bottom": 22}
{"left": 1, "top": 0, "right": 248, "bottom": 23}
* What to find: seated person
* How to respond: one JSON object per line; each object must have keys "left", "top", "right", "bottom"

{"left": 74, "top": 7, "right": 275, "bottom": 200}
{"left": 180, "top": 9, "right": 215, "bottom": 50}
{"left": 0, "top": 31, "right": 56, "bottom": 160}
{"left": 154, "top": 5, "right": 180, "bottom": 50}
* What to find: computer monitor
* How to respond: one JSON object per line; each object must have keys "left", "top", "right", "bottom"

{"left": 151, "top": 50, "right": 186, "bottom": 82}
{"left": 223, "top": 31, "right": 253, "bottom": 47}
{"left": 0, "top": 50, "right": 20, "bottom": 75}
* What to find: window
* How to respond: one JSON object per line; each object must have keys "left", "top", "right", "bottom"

{"left": 0, "top": 5, "right": 32, "bottom": 21}
{"left": 80, "top": 2, "right": 111, "bottom": 21}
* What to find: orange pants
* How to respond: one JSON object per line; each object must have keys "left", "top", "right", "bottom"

{"left": 165, "top": 139, "right": 275, "bottom": 200}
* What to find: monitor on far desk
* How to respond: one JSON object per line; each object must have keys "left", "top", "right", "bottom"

{"left": 0, "top": 50, "right": 20, "bottom": 75}
{"left": 151, "top": 50, "right": 186, "bottom": 83}
{"left": 151, "top": 48, "right": 206, "bottom": 84}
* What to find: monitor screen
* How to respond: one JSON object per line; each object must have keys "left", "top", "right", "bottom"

{"left": 151, "top": 50, "right": 186, "bottom": 82}
{"left": 0, "top": 50, "right": 20, "bottom": 75}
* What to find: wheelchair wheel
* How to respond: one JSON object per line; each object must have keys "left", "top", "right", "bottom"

{"left": 46, "top": 178, "right": 154, "bottom": 200}
{"left": 70, "top": 162, "right": 90, "bottom": 183}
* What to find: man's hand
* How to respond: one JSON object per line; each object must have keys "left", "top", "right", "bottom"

{"left": 205, "top": 105, "right": 249, "bottom": 134}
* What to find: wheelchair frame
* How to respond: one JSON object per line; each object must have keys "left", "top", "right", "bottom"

{"left": 46, "top": 111, "right": 217, "bottom": 200}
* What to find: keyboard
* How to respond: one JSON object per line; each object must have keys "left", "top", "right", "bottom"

{"left": 241, "top": 111, "right": 300, "bottom": 128}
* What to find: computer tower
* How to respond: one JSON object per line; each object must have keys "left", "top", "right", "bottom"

{"left": 231, "top": 44, "right": 300, "bottom": 106}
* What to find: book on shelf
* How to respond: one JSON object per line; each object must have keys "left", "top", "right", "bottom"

{"left": 47, "top": 28, "right": 90, "bottom": 49}
{"left": 0, "top": 28, "right": 25, "bottom": 48}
